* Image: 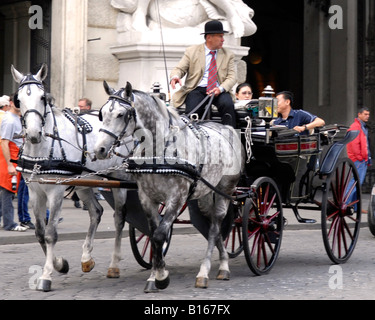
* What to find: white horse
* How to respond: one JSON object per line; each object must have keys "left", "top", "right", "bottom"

{"left": 94, "top": 81, "right": 244, "bottom": 291}
{"left": 11, "top": 64, "right": 130, "bottom": 292}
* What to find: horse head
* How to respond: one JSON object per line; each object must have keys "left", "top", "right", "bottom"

{"left": 11, "top": 64, "right": 49, "bottom": 144}
{"left": 94, "top": 81, "right": 137, "bottom": 159}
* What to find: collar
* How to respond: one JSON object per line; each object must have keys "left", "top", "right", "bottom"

{"left": 282, "top": 109, "right": 296, "bottom": 120}
{"left": 204, "top": 45, "right": 217, "bottom": 56}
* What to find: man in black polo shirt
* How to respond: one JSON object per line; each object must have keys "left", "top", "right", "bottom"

{"left": 273, "top": 91, "right": 325, "bottom": 134}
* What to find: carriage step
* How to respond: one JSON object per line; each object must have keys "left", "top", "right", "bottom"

{"left": 292, "top": 206, "right": 317, "bottom": 224}
{"left": 296, "top": 217, "right": 317, "bottom": 224}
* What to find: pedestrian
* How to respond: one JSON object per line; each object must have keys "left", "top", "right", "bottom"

{"left": 71, "top": 97, "right": 103, "bottom": 210}
{"left": 0, "top": 95, "right": 11, "bottom": 124}
{"left": 346, "top": 107, "right": 371, "bottom": 213}
{"left": 170, "top": 20, "right": 237, "bottom": 128}
{"left": 0, "top": 95, "right": 11, "bottom": 227}
{"left": 17, "top": 176, "right": 35, "bottom": 229}
{"left": 78, "top": 98, "right": 92, "bottom": 114}
{"left": 0, "top": 94, "right": 28, "bottom": 231}
{"left": 273, "top": 91, "right": 325, "bottom": 135}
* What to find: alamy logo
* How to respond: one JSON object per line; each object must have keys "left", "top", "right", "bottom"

{"left": 28, "top": 265, "right": 43, "bottom": 289}
{"left": 328, "top": 265, "right": 343, "bottom": 290}
{"left": 328, "top": 5, "right": 344, "bottom": 30}
{"left": 29, "top": 5, "right": 43, "bottom": 30}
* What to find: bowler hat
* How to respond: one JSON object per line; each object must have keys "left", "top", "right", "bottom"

{"left": 201, "top": 20, "right": 228, "bottom": 35}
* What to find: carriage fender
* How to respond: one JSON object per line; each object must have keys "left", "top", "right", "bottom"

{"left": 320, "top": 130, "right": 359, "bottom": 175}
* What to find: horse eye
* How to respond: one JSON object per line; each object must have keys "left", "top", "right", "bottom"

{"left": 116, "top": 113, "right": 124, "bottom": 119}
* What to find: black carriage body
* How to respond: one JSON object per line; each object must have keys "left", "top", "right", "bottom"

{"left": 248, "top": 132, "right": 322, "bottom": 204}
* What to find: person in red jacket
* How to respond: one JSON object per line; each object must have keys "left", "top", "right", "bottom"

{"left": 346, "top": 107, "right": 371, "bottom": 212}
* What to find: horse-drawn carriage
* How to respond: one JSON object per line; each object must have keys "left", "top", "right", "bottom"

{"left": 124, "top": 88, "right": 362, "bottom": 277}
{"left": 12, "top": 64, "right": 362, "bottom": 292}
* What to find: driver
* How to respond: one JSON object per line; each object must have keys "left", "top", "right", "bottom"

{"left": 273, "top": 91, "right": 325, "bottom": 134}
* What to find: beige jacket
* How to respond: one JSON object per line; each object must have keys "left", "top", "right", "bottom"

{"left": 170, "top": 44, "right": 237, "bottom": 108}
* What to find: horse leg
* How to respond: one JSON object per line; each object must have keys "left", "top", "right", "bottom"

{"left": 152, "top": 202, "right": 183, "bottom": 290}
{"left": 31, "top": 189, "right": 47, "bottom": 255}
{"left": 215, "top": 199, "right": 231, "bottom": 281}
{"left": 195, "top": 223, "right": 216, "bottom": 289}
{"left": 31, "top": 189, "right": 67, "bottom": 292}
{"left": 153, "top": 218, "right": 173, "bottom": 290}
{"left": 76, "top": 188, "right": 103, "bottom": 272}
{"left": 137, "top": 190, "right": 164, "bottom": 292}
{"left": 107, "top": 189, "right": 127, "bottom": 278}
{"left": 195, "top": 196, "right": 229, "bottom": 288}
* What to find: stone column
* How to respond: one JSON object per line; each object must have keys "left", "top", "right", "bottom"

{"left": 303, "top": 0, "right": 358, "bottom": 126}
{"left": 50, "top": 0, "right": 88, "bottom": 109}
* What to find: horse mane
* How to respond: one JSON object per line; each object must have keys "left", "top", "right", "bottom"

{"left": 133, "top": 89, "right": 180, "bottom": 123}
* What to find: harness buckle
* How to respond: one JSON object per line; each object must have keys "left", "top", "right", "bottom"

{"left": 190, "top": 113, "right": 199, "bottom": 122}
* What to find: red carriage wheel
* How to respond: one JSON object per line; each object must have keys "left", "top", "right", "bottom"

{"left": 321, "top": 158, "right": 361, "bottom": 264}
{"left": 129, "top": 225, "right": 173, "bottom": 270}
{"left": 242, "top": 177, "right": 284, "bottom": 275}
{"left": 224, "top": 203, "right": 244, "bottom": 258}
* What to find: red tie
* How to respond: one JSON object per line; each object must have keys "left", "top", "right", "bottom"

{"left": 207, "top": 51, "right": 217, "bottom": 93}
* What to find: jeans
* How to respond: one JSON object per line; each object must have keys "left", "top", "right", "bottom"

{"left": 0, "top": 187, "right": 18, "bottom": 230}
{"left": 17, "top": 177, "right": 32, "bottom": 223}
{"left": 346, "top": 160, "right": 368, "bottom": 208}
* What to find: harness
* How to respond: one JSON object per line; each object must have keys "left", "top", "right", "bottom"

{"left": 99, "top": 90, "right": 239, "bottom": 201}
{"left": 15, "top": 77, "right": 94, "bottom": 176}
{"left": 98, "top": 92, "right": 137, "bottom": 148}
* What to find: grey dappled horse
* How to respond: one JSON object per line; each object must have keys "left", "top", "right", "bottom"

{"left": 94, "top": 81, "right": 245, "bottom": 291}
{"left": 11, "top": 65, "right": 130, "bottom": 291}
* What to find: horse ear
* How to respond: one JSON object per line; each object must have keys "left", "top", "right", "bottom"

{"left": 35, "top": 63, "right": 48, "bottom": 82}
{"left": 125, "top": 82, "right": 133, "bottom": 98}
{"left": 11, "top": 65, "right": 24, "bottom": 84}
{"left": 103, "top": 81, "right": 116, "bottom": 96}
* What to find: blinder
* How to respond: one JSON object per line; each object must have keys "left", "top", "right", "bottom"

{"left": 98, "top": 91, "right": 137, "bottom": 147}
{"left": 98, "top": 93, "right": 136, "bottom": 124}
{"left": 16, "top": 74, "right": 49, "bottom": 128}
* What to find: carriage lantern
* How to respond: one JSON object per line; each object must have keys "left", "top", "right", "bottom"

{"left": 150, "top": 82, "right": 166, "bottom": 102}
{"left": 258, "top": 85, "right": 278, "bottom": 121}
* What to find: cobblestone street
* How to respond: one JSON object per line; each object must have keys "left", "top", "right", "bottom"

{"left": 1, "top": 199, "right": 375, "bottom": 301}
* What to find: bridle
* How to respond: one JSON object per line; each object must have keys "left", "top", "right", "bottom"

{"left": 15, "top": 74, "right": 49, "bottom": 129}
{"left": 98, "top": 90, "right": 137, "bottom": 148}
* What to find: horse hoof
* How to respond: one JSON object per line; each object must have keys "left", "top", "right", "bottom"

{"left": 144, "top": 280, "right": 159, "bottom": 293}
{"left": 216, "top": 270, "right": 230, "bottom": 281}
{"left": 107, "top": 268, "right": 120, "bottom": 278}
{"left": 195, "top": 277, "right": 208, "bottom": 289}
{"left": 54, "top": 258, "right": 69, "bottom": 274}
{"left": 155, "top": 276, "right": 170, "bottom": 290}
{"left": 81, "top": 259, "right": 95, "bottom": 273}
{"left": 36, "top": 279, "right": 52, "bottom": 292}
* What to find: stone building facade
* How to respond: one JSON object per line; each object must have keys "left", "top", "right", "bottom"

{"left": 0, "top": 0, "right": 374, "bottom": 126}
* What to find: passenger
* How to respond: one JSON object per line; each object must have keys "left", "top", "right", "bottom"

{"left": 234, "top": 83, "right": 254, "bottom": 111}
{"left": 235, "top": 83, "right": 253, "bottom": 101}
{"left": 273, "top": 91, "right": 325, "bottom": 134}
{"left": 170, "top": 20, "right": 237, "bottom": 128}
